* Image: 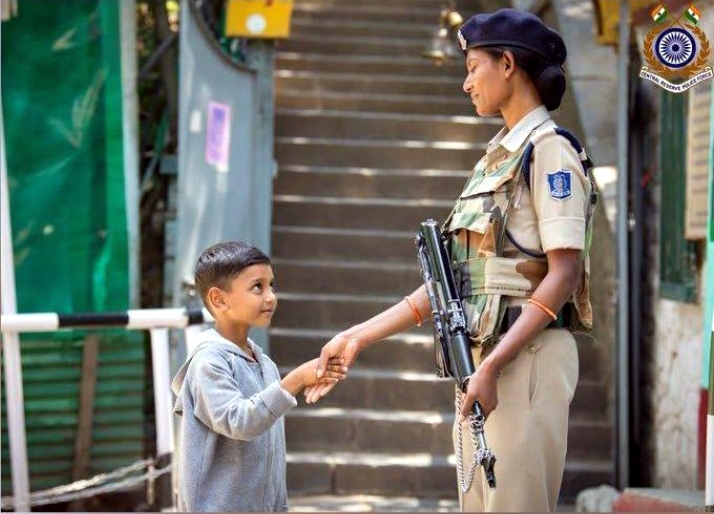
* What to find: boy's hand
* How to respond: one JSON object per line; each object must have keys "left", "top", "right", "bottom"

{"left": 305, "top": 333, "right": 362, "bottom": 404}
{"left": 316, "top": 333, "right": 362, "bottom": 378}
{"left": 281, "top": 358, "right": 348, "bottom": 397}
{"left": 311, "top": 357, "right": 348, "bottom": 386}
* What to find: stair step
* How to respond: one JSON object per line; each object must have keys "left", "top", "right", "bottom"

{"left": 279, "top": 34, "right": 438, "bottom": 59}
{"left": 271, "top": 292, "right": 410, "bottom": 331}
{"left": 287, "top": 451, "right": 612, "bottom": 500}
{"left": 285, "top": 408, "right": 611, "bottom": 459}
{"left": 276, "top": 136, "right": 482, "bottom": 169}
{"left": 287, "top": 450, "right": 456, "bottom": 498}
{"left": 286, "top": 408, "right": 454, "bottom": 454}
{"left": 276, "top": 52, "right": 464, "bottom": 77}
{"left": 291, "top": 4, "right": 441, "bottom": 25}
{"left": 275, "top": 69, "right": 464, "bottom": 97}
{"left": 276, "top": 90, "right": 474, "bottom": 116}
{"left": 270, "top": 325, "right": 605, "bottom": 381}
{"left": 273, "top": 253, "right": 422, "bottom": 296}
{"left": 271, "top": 328, "right": 436, "bottom": 374}
{"left": 275, "top": 109, "right": 501, "bottom": 141}
{"left": 272, "top": 226, "right": 419, "bottom": 265}
{"left": 567, "top": 419, "right": 613, "bottom": 459}
{"left": 284, "top": 366, "right": 456, "bottom": 413}
{"left": 279, "top": 364, "right": 608, "bottom": 418}
{"left": 289, "top": 18, "right": 436, "bottom": 39}
{"left": 292, "top": 0, "right": 445, "bottom": 8}
{"left": 272, "top": 197, "right": 453, "bottom": 231}
{"left": 560, "top": 459, "right": 615, "bottom": 504}
{"left": 274, "top": 165, "right": 468, "bottom": 200}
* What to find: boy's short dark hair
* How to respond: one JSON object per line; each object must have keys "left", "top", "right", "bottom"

{"left": 194, "top": 241, "right": 271, "bottom": 307}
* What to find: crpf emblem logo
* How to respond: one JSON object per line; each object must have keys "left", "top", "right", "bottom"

{"left": 547, "top": 170, "right": 571, "bottom": 200}
{"left": 639, "top": 3, "right": 713, "bottom": 92}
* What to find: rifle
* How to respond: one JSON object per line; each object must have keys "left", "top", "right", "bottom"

{"left": 415, "top": 218, "right": 496, "bottom": 490}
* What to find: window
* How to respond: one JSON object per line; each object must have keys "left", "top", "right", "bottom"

{"left": 659, "top": 90, "right": 698, "bottom": 302}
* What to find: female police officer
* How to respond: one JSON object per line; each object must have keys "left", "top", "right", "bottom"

{"left": 306, "top": 8, "right": 595, "bottom": 512}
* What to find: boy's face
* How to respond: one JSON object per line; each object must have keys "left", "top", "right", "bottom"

{"left": 210, "top": 263, "right": 277, "bottom": 328}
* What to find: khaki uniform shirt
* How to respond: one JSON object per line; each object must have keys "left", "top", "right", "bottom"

{"left": 487, "top": 106, "right": 590, "bottom": 258}
{"left": 445, "top": 106, "right": 593, "bottom": 344}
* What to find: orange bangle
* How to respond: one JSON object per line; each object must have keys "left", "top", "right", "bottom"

{"left": 404, "top": 296, "right": 423, "bottom": 327}
{"left": 526, "top": 298, "right": 558, "bottom": 321}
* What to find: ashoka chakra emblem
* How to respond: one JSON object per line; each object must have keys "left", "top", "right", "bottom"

{"left": 655, "top": 28, "right": 697, "bottom": 68}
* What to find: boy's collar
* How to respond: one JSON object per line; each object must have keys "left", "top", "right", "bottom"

{"left": 202, "top": 328, "right": 263, "bottom": 361}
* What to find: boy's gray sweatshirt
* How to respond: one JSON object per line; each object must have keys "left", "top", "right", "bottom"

{"left": 171, "top": 329, "right": 297, "bottom": 512}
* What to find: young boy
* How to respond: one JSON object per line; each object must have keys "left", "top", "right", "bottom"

{"left": 171, "top": 241, "right": 346, "bottom": 512}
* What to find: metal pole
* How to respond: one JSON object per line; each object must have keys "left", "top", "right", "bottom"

{"left": 0, "top": 39, "right": 31, "bottom": 509}
{"left": 616, "top": 0, "right": 630, "bottom": 490}
{"left": 119, "top": 0, "right": 140, "bottom": 308}
{"left": 707, "top": 306, "right": 713, "bottom": 511}
{"left": 150, "top": 327, "right": 174, "bottom": 511}
{"left": 150, "top": 328, "right": 173, "bottom": 456}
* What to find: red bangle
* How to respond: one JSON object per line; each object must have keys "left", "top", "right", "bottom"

{"left": 404, "top": 296, "right": 423, "bottom": 327}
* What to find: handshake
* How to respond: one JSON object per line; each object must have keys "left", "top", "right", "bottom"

{"left": 281, "top": 354, "right": 350, "bottom": 399}
{"left": 305, "top": 334, "right": 365, "bottom": 403}
{"left": 282, "top": 332, "right": 365, "bottom": 402}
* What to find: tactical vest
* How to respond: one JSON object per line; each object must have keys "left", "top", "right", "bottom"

{"left": 442, "top": 126, "right": 597, "bottom": 349}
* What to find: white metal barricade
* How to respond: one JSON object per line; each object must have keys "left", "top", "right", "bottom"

{"left": 0, "top": 307, "right": 213, "bottom": 511}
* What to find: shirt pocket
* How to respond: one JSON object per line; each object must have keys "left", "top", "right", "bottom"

{"left": 454, "top": 171, "right": 518, "bottom": 258}
{"left": 448, "top": 210, "right": 492, "bottom": 234}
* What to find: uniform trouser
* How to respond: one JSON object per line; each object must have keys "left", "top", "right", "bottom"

{"left": 453, "top": 328, "right": 579, "bottom": 512}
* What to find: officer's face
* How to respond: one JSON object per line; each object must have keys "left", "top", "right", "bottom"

{"left": 462, "top": 49, "right": 510, "bottom": 117}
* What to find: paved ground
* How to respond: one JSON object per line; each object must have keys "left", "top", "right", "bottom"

{"left": 289, "top": 495, "right": 460, "bottom": 512}
{"left": 289, "top": 494, "right": 577, "bottom": 512}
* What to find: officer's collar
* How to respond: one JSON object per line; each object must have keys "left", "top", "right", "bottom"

{"left": 488, "top": 105, "right": 550, "bottom": 153}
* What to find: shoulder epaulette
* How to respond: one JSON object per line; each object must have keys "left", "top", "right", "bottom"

{"left": 520, "top": 126, "right": 594, "bottom": 190}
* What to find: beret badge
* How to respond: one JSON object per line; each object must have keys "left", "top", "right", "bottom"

{"left": 457, "top": 30, "right": 467, "bottom": 51}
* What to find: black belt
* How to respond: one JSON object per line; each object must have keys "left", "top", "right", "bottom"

{"left": 500, "top": 305, "right": 571, "bottom": 333}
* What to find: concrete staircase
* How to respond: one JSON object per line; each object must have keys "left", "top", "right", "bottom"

{"left": 269, "top": 0, "right": 613, "bottom": 508}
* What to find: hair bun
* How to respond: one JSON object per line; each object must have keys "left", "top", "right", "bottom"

{"left": 535, "top": 65, "right": 566, "bottom": 111}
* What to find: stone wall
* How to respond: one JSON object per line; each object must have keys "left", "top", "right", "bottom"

{"left": 651, "top": 285, "right": 705, "bottom": 487}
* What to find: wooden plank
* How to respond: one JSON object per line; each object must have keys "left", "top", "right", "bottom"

{"left": 71, "top": 334, "right": 99, "bottom": 481}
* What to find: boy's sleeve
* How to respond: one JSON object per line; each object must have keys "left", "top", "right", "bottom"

{"left": 530, "top": 133, "right": 590, "bottom": 252}
{"left": 189, "top": 355, "right": 297, "bottom": 441}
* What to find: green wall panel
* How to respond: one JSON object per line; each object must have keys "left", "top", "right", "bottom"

{"left": 1, "top": 0, "right": 146, "bottom": 497}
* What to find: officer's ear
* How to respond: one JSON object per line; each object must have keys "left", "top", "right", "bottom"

{"left": 502, "top": 50, "right": 516, "bottom": 78}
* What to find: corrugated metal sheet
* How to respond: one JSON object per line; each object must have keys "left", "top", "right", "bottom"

{"left": 2, "top": 331, "right": 147, "bottom": 493}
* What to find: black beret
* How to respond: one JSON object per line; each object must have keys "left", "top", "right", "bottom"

{"left": 457, "top": 8, "right": 566, "bottom": 66}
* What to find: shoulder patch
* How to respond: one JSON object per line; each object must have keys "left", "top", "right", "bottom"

{"left": 547, "top": 170, "right": 572, "bottom": 199}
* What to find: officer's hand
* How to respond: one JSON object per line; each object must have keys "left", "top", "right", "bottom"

{"left": 305, "top": 332, "right": 363, "bottom": 404}
{"left": 459, "top": 364, "right": 499, "bottom": 421}
{"left": 315, "top": 332, "right": 362, "bottom": 377}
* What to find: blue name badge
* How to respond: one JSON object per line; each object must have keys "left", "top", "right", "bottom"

{"left": 547, "top": 170, "right": 572, "bottom": 200}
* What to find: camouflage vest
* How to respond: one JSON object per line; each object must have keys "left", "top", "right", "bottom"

{"left": 442, "top": 127, "right": 594, "bottom": 349}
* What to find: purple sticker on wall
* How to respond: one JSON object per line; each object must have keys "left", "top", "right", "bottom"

{"left": 205, "top": 102, "right": 231, "bottom": 171}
